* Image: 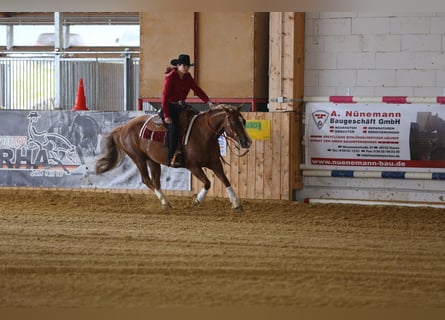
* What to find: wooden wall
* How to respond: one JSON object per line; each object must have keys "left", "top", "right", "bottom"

{"left": 139, "top": 12, "right": 269, "bottom": 100}
{"left": 165, "top": 112, "right": 293, "bottom": 200}
{"left": 139, "top": 13, "right": 195, "bottom": 98}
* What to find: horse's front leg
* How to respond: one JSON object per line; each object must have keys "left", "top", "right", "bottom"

{"left": 208, "top": 162, "right": 242, "bottom": 211}
{"left": 188, "top": 167, "right": 211, "bottom": 205}
{"left": 225, "top": 186, "right": 241, "bottom": 210}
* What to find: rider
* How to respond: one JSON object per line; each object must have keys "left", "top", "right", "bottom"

{"left": 161, "top": 54, "right": 214, "bottom": 167}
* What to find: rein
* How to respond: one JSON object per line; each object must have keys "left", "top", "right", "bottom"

{"left": 223, "top": 133, "right": 250, "bottom": 157}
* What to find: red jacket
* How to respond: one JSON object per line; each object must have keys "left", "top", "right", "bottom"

{"left": 161, "top": 69, "right": 210, "bottom": 118}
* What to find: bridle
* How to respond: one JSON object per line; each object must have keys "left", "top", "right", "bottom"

{"left": 205, "top": 108, "right": 249, "bottom": 158}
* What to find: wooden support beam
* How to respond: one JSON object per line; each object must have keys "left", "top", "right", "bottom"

{"left": 268, "top": 12, "right": 304, "bottom": 112}
{"left": 292, "top": 12, "right": 305, "bottom": 191}
{"left": 268, "top": 12, "right": 305, "bottom": 196}
{"left": 293, "top": 12, "right": 305, "bottom": 113}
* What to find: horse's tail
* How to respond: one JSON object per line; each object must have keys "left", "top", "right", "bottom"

{"left": 95, "top": 126, "right": 126, "bottom": 175}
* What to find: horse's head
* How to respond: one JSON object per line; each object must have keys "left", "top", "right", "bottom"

{"left": 221, "top": 105, "right": 252, "bottom": 149}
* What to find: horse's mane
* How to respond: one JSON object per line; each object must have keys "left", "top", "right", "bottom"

{"left": 209, "top": 104, "right": 240, "bottom": 112}
{"left": 196, "top": 105, "right": 225, "bottom": 121}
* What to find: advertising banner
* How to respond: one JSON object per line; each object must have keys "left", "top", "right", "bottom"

{"left": 305, "top": 103, "right": 445, "bottom": 172}
{"left": 0, "top": 110, "right": 191, "bottom": 190}
{"left": 246, "top": 120, "right": 271, "bottom": 140}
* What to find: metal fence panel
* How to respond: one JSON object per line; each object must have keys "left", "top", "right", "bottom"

{"left": 0, "top": 54, "right": 139, "bottom": 111}
{"left": 0, "top": 58, "right": 55, "bottom": 110}
{"left": 129, "top": 58, "right": 139, "bottom": 111}
{"left": 96, "top": 60, "right": 125, "bottom": 111}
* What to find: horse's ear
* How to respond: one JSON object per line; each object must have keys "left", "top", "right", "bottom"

{"left": 237, "top": 104, "right": 243, "bottom": 112}
{"left": 221, "top": 104, "right": 233, "bottom": 112}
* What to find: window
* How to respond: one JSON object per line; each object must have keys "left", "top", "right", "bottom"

{"left": 0, "top": 25, "right": 5, "bottom": 46}
{"left": 70, "top": 25, "right": 139, "bottom": 47}
{"left": 13, "top": 25, "right": 54, "bottom": 46}
{"left": 0, "top": 13, "right": 140, "bottom": 49}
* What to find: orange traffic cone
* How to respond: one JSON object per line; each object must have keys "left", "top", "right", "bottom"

{"left": 72, "top": 78, "right": 89, "bottom": 111}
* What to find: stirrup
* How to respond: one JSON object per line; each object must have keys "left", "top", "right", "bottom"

{"left": 169, "top": 159, "right": 182, "bottom": 168}
{"left": 169, "top": 152, "right": 183, "bottom": 168}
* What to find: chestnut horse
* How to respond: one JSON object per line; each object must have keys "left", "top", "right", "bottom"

{"left": 95, "top": 105, "right": 252, "bottom": 210}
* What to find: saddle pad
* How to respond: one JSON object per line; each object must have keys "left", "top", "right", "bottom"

{"left": 140, "top": 115, "right": 167, "bottom": 144}
{"left": 140, "top": 127, "right": 167, "bottom": 144}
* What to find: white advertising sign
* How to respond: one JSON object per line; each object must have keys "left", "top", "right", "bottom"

{"left": 305, "top": 103, "right": 445, "bottom": 172}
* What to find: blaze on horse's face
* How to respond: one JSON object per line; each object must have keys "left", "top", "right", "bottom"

{"left": 222, "top": 105, "right": 252, "bottom": 149}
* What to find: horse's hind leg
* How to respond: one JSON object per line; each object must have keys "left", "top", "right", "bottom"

{"left": 147, "top": 159, "right": 172, "bottom": 209}
{"left": 127, "top": 153, "right": 171, "bottom": 209}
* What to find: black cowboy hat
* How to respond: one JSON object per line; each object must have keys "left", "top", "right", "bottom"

{"left": 170, "top": 54, "right": 194, "bottom": 67}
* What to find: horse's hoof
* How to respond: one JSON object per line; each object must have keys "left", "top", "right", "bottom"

{"left": 162, "top": 202, "right": 173, "bottom": 211}
{"left": 191, "top": 194, "right": 200, "bottom": 205}
{"left": 233, "top": 205, "right": 243, "bottom": 212}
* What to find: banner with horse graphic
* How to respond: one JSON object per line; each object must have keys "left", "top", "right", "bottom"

{"left": 0, "top": 110, "right": 191, "bottom": 190}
